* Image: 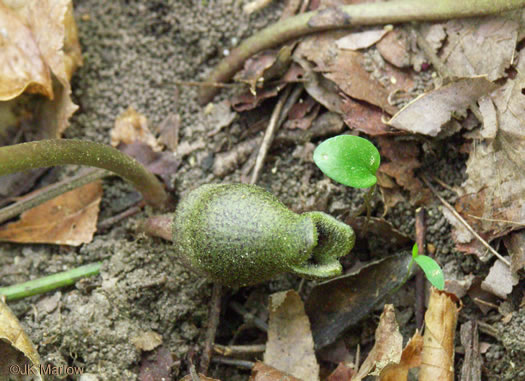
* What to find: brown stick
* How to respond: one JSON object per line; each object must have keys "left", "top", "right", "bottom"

{"left": 199, "top": 0, "right": 525, "bottom": 104}
{"left": 415, "top": 207, "right": 426, "bottom": 329}
{"left": 199, "top": 283, "right": 222, "bottom": 374}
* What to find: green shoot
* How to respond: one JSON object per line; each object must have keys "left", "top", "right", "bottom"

{"left": 411, "top": 243, "right": 444, "bottom": 290}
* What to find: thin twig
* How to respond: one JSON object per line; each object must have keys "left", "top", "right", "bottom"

{"left": 211, "top": 356, "right": 255, "bottom": 369}
{"left": 97, "top": 201, "right": 145, "bottom": 233}
{"left": 200, "top": 0, "right": 525, "bottom": 103}
{"left": 0, "top": 168, "right": 108, "bottom": 225}
{"left": 250, "top": 85, "right": 292, "bottom": 185}
{"left": 200, "top": 283, "right": 223, "bottom": 374}
{"left": 415, "top": 207, "right": 426, "bottom": 329}
{"left": 421, "top": 176, "right": 510, "bottom": 266}
{"left": 173, "top": 80, "right": 241, "bottom": 89}
{"left": 213, "top": 344, "right": 266, "bottom": 357}
{"left": 473, "top": 297, "right": 499, "bottom": 310}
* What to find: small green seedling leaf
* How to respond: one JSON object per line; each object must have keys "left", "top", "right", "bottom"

{"left": 412, "top": 242, "right": 419, "bottom": 259}
{"left": 414, "top": 255, "right": 445, "bottom": 290}
{"left": 314, "top": 135, "right": 380, "bottom": 189}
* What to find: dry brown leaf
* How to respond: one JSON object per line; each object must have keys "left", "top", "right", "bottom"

{"left": 448, "top": 50, "right": 525, "bottom": 256}
{"left": 441, "top": 16, "right": 519, "bottom": 81}
{"left": 264, "top": 290, "right": 319, "bottom": 381}
{"left": 335, "top": 28, "right": 388, "bottom": 51}
{"left": 341, "top": 96, "right": 396, "bottom": 136}
{"left": 294, "top": 30, "right": 414, "bottom": 115}
{"left": 478, "top": 95, "right": 497, "bottom": 140}
{"left": 379, "top": 331, "right": 423, "bottom": 381}
{"left": 111, "top": 107, "right": 161, "bottom": 151}
{"left": 231, "top": 85, "right": 281, "bottom": 112}
{"left": 0, "top": 2, "right": 52, "bottom": 100}
{"left": 326, "top": 362, "right": 355, "bottom": 381}
{"left": 376, "top": 29, "right": 411, "bottom": 69}
{"left": 0, "top": 299, "right": 43, "bottom": 381}
{"left": 249, "top": 361, "right": 302, "bottom": 381}
{"left": 459, "top": 321, "right": 482, "bottom": 381}
{"left": 139, "top": 346, "right": 176, "bottom": 381}
{"left": 3, "top": 0, "right": 83, "bottom": 136}
{"left": 481, "top": 257, "right": 519, "bottom": 299}
{"left": 352, "top": 305, "right": 403, "bottom": 381}
{"left": 234, "top": 46, "right": 292, "bottom": 94}
{"left": 419, "top": 289, "right": 460, "bottom": 381}
{"left": 0, "top": 181, "right": 102, "bottom": 246}
{"left": 376, "top": 137, "right": 431, "bottom": 206}
{"left": 503, "top": 231, "right": 525, "bottom": 275}
{"left": 387, "top": 77, "right": 498, "bottom": 136}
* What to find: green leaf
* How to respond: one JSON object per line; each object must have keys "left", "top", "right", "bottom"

{"left": 414, "top": 255, "right": 445, "bottom": 290}
{"left": 412, "top": 242, "right": 419, "bottom": 259}
{"left": 313, "top": 135, "right": 380, "bottom": 189}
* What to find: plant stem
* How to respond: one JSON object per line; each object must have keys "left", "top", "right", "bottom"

{"left": 0, "top": 168, "right": 108, "bottom": 224}
{"left": 0, "top": 139, "right": 169, "bottom": 209}
{"left": 200, "top": 0, "right": 525, "bottom": 104}
{"left": 0, "top": 262, "right": 102, "bottom": 301}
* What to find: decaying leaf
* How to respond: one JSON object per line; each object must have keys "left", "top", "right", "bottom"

{"left": 419, "top": 289, "right": 460, "bottom": 381}
{"left": 119, "top": 142, "right": 180, "bottom": 189}
{"left": 347, "top": 216, "right": 411, "bottom": 247}
{"left": 305, "top": 253, "right": 412, "bottom": 349}
{"left": 249, "top": 361, "right": 301, "bottom": 381}
{"left": 264, "top": 290, "right": 319, "bottom": 381}
{"left": 387, "top": 77, "right": 498, "bottom": 136}
{"left": 441, "top": 16, "right": 519, "bottom": 80}
{"left": 503, "top": 231, "right": 525, "bottom": 274}
{"left": 481, "top": 257, "right": 519, "bottom": 300}
{"left": 139, "top": 346, "right": 176, "bottom": 381}
{"left": 376, "top": 28, "right": 412, "bottom": 69}
{"left": 325, "top": 362, "right": 354, "bottom": 381}
{"left": 352, "top": 305, "right": 403, "bottom": 381}
{"left": 449, "top": 49, "right": 525, "bottom": 256}
{"left": 340, "top": 96, "right": 395, "bottom": 136}
{"left": 335, "top": 28, "right": 388, "bottom": 51}
{"left": 204, "top": 100, "right": 237, "bottom": 137}
{"left": 0, "top": 2, "right": 52, "bottom": 100}
{"left": 0, "top": 181, "right": 102, "bottom": 246}
{"left": 459, "top": 321, "right": 482, "bottom": 381}
{"left": 111, "top": 107, "right": 161, "bottom": 151}
{"left": 0, "top": 300, "right": 43, "bottom": 381}
{"left": 235, "top": 46, "right": 292, "bottom": 93}
{"left": 376, "top": 137, "right": 431, "bottom": 206}
{"left": 379, "top": 331, "right": 423, "bottom": 381}
{"left": 2, "top": 0, "right": 83, "bottom": 136}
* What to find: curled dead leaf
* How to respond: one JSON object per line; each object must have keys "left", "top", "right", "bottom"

{"left": 419, "top": 288, "right": 460, "bottom": 381}
{"left": 0, "top": 181, "right": 102, "bottom": 246}
{"left": 0, "top": 300, "right": 43, "bottom": 381}
{"left": 353, "top": 305, "right": 403, "bottom": 381}
{"left": 264, "top": 290, "right": 319, "bottom": 381}
{"left": 387, "top": 77, "right": 498, "bottom": 136}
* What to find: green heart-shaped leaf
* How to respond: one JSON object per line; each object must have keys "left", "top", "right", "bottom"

{"left": 414, "top": 255, "right": 445, "bottom": 290}
{"left": 313, "top": 135, "right": 380, "bottom": 189}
